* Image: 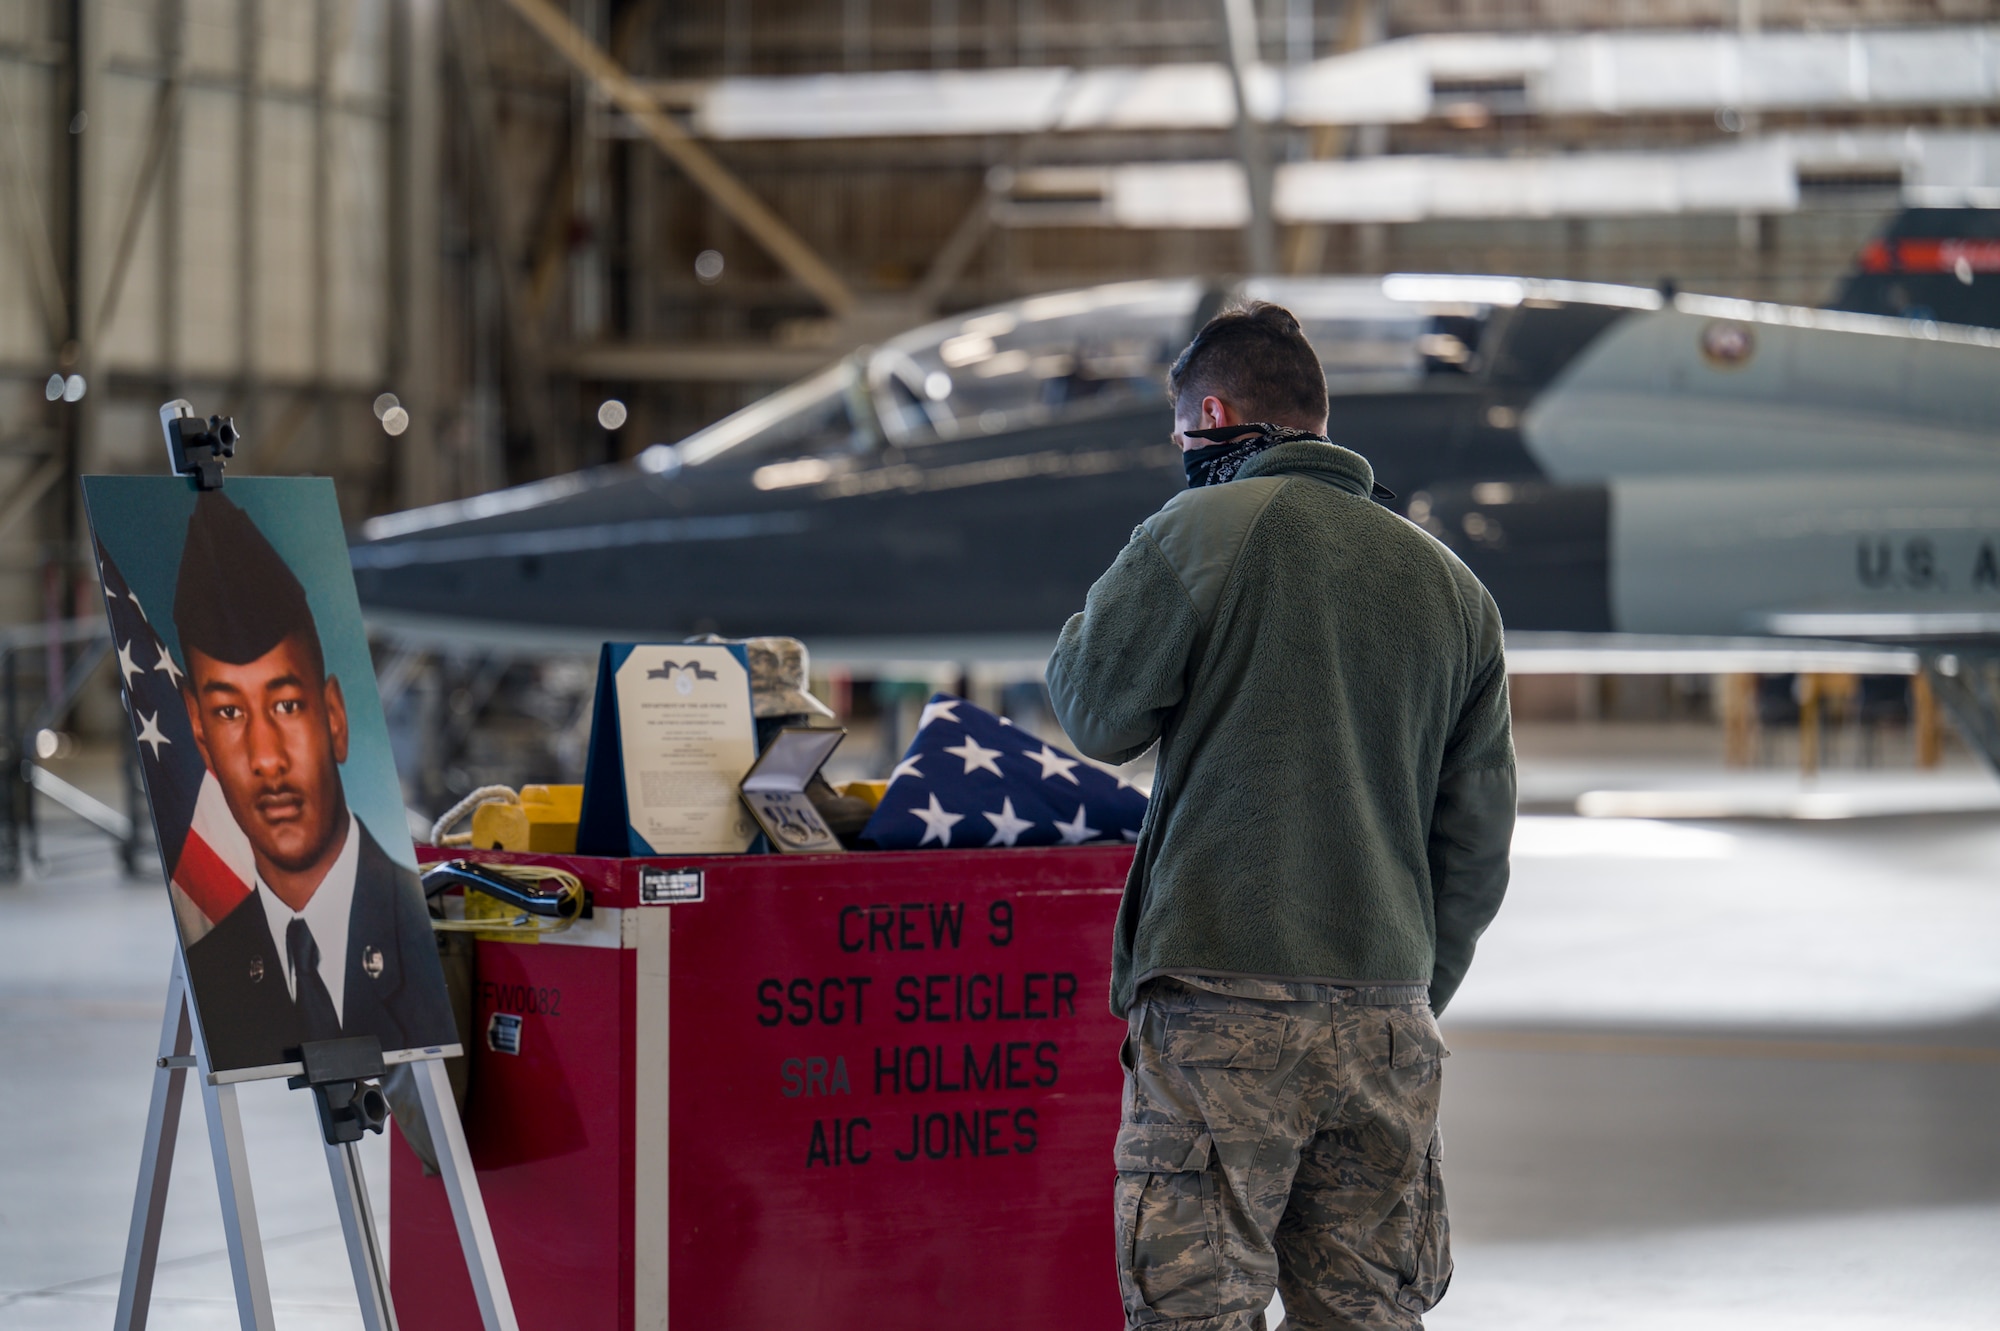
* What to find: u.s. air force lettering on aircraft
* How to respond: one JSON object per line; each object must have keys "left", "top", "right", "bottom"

{"left": 1856, "top": 539, "right": 2000, "bottom": 592}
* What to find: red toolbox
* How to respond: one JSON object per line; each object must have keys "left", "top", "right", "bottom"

{"left": 391, "top": 845, "right": 1134, "bottom": 1330}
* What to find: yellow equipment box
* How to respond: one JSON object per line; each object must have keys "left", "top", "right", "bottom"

{"left": 469, "top": 784, "right": 582, "bottom": 853}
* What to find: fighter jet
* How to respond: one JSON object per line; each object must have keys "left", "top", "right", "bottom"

{"left": 350, "top": 227, "right": 2000, "bottom": 759}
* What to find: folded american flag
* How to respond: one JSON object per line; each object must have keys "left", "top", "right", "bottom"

{"left": 861, "top": 693, "right": 1147, "bottom": 850}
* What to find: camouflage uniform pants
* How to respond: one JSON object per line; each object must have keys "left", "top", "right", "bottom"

{"left": 1114, "top": 976, "right": 1451, "bottom": 1331}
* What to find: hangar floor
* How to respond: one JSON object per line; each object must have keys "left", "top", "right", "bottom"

{"left": 2, "top": 794, "right": 1997, "bottom": 1328}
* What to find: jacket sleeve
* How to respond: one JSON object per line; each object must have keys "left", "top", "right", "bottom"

{"left": 1426, "top": 587, "right": 1516, "bottom": 1014}
{"left": 1046, "top": 525, "right": 1202, "bottom": 765}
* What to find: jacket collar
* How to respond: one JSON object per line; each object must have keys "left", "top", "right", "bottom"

{"left": 1234, "top": 439, "right": 1377, "bottom": 499}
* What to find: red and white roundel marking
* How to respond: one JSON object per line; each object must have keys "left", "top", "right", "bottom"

{"left": 1700, "top": 320, "right": 1756, "bottom": 368}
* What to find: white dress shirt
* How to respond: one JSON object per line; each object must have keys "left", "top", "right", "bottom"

{"left": 253, "top": 817, "right": 360, "bottom": 1022}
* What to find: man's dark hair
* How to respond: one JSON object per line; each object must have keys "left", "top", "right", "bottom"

{"left": 1167, "top": 300, "right": 1329, "bottom": 428}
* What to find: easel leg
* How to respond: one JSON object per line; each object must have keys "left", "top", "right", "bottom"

{"left": 414, "top": 1054, "right": 520, "bottom": 1331}
{"left": 113, "top": 968, "right": 193, "bottom": 1331}
{"left": 196, "top": 1033, "right": 277, "bottom": 1329}
{"left": 325, "top": 1138, "right": 398, "bottom": 1330}
{"left": 116, "top": 958, "right": 277, "bottom": 1331}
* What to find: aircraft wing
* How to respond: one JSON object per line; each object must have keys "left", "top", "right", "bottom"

{"left": 1504, "top": 632, "right": 1920, "bottom": 675}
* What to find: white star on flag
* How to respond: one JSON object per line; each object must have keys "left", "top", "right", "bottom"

{"left": 1123, "top": 829, "right": 1141, "bottom": 843}
{"left": 909, "top": 793, "right": 963, "bottom": 847}
{"left": 890, "top": 755, "right": 924, "bottom": 782}
{"left": 135, "top": 710, "right": 171, "bottom": 759}
{"left": 152, "top": 643, "right": 184, "bottom": 687}
{"left": 1023, "top": 744, "right": 1081, "bottom": 784}
{"left": 1054, "top": 803, "right": 1098, "bottom": 845}
{"left": 116, "top": 640, "right": 142, "bottom": 686}
{"left": 917, "top": 698, "right": 961, "bottom": 730}
{"left": 982, "top": 797, "right": 1034, "bottom": 847}
{"left": 943, "top": 736, "right": 1004, "bottom": 777}
{"left": 127, "top": 590, "right": 148, "bottom": 619}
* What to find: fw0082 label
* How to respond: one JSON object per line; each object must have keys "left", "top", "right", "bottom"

{"left": 641, "top": 867, "right": 704, "bottom": 904}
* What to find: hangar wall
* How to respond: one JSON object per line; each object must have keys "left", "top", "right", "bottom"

{"left": 0, "top": 0, "right": 415, "bottom": 632}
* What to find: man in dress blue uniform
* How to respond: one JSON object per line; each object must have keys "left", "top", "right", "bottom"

{"left": 174, "top": 491, "right": 453, "bottom": 1073}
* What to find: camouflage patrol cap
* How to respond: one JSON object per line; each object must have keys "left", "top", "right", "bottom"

{"left": 173, "top": 490, "right": 322, "bottom": 671}
{"left": 684, "top": 634, "right": 835, "bottom": 719}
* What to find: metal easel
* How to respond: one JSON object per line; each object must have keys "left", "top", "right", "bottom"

{"left": 112, "top": 952, "right": 517, "bottom": 1331}
{"left": 108, "top": 404, "right": 519, "bottom": 1330}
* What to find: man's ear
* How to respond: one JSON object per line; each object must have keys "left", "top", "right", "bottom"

{"left": 323, "top": 675, "right": 349, "bottom": 766}
{"left": 181, "top": 687, "right": 214, "bottom": 773}
{"left": 1201, "top": 395, "right": 1240, "bottom": 429}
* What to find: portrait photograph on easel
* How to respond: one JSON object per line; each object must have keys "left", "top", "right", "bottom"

{"left": 85, "top": 473, "right": 457, "bottom": 1078}
{"left": 74, "top": 407, "right": 517, "bottom": 1331}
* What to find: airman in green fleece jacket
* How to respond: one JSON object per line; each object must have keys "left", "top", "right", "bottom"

{"left": 1048, "top": 301, "right": 1513, "bottom": 1330}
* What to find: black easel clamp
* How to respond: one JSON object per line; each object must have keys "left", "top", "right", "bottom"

{"left": 288, "top": 1036, "right": 392, "bottom": 1146}
{"left": 159, "top": 399, "right": 239, "bottom": 491}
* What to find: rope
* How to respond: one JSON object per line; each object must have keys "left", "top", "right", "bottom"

{"left": 428, "top": 785, "right": 520, "bottom": 848}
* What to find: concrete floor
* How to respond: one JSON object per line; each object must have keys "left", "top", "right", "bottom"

{"left": 1424, "top": 809, "right": 2000, "bottom": 1331}
{"left": 4, "top": 791, "right": 1999, "bottom": 1328}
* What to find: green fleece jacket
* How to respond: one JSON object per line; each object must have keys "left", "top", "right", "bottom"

{"left": 1046, "top": 440, "right": 1515, "bottom": 1017}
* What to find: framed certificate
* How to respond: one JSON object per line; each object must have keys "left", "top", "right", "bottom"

{"left": 576, "top": 644, "right": 761, "bottom": 856}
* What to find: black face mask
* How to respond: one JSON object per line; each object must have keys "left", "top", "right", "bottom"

{"left": 1179, "top": 422, "right": 1398, "bottom": 501}
{"left": 1181, "top": 423, "right": 1323, "bottom": 488}
{"left": 1182, "top": 437, "right": 1267, "bottom": 488}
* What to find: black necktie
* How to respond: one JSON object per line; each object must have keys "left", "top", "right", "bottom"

{"left": 285, "top": 917, "right": 343, "bottom": 1041}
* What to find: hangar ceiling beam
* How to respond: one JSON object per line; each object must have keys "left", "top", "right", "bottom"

{"left": 499, "top": 0, "right": 858, "bottom": 318}
{"left": 0, "top": 76, "right": 67, "bottom": 349}
{"left": 909, "top": 183, "right": 997, "bottom": 316}
{"left": 1285, "top": 0, "right": 1381, "bottom": 275}
{"left": 447, "top": 0, "right": 562, "bottom": 476}
{"left": 1219, "top": 0, "right": 1276, "bottom": 274}
{"left": 525, "top": 0, "right": 662, "bottom": 325}
{"left": 997, "top": 129, "right": 2000, "bottom": 228}
{"left": 668, "top": 26, "right": 2000, "bottom": 141}
{"left": 563, "top": 342, "right": 845, "bottom": 383}
{"left": 90, "top": 14, "right": 191, "bottom": 357}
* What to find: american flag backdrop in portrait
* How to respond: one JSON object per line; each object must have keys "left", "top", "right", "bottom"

{"left": 95, "top": 540, "right": 255, "bottom": 943}
{"left": 860, "top": 693, "right": 1147, "bottom": 850}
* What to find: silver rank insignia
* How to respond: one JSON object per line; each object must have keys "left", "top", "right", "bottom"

{"left": 361, "top": 945, "right": 385, "bottom": 980}
{"left": 247, "top": 956, "right": 264, "bottom": 983}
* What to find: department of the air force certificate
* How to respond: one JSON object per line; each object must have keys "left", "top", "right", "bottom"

{"left": 614, "top": 644, "right": 759, "bottom": 853}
